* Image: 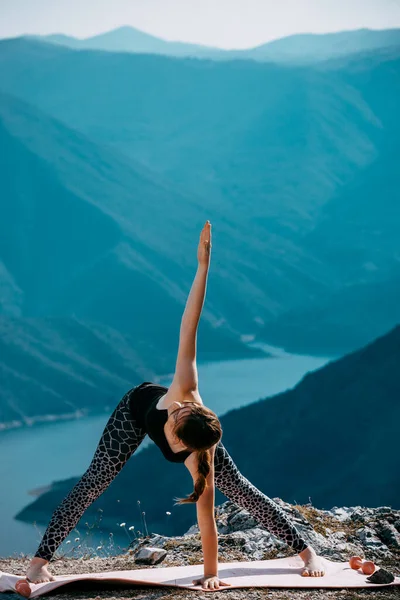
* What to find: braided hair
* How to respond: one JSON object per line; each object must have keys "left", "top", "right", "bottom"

{"left": 172, "top": 403, "right": 222, "bottom": 504}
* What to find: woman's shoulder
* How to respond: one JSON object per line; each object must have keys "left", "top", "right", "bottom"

{"left": 159, "top": 386, "right": 203, "bottom": 410}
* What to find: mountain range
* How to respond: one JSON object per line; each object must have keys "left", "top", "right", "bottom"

{"left": 26, "top": 26, "right": 400, "bottom": 64}
{"left": 1, "top": 38, "right": 399, "bottom": 345}
{"left": 0, "top": 31, "right": 399, "bottom": 423}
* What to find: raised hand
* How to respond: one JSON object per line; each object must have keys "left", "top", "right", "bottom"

{"left": 197, "top": 221, "right": 212, "bottom": 267}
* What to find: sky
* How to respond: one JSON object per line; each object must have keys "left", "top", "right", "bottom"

{"left": 0, "top": 0, "right": 400, "bottom": 49}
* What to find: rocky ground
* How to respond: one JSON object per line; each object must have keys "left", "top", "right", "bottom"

{"left": 1, "top": 500, "right": 399, "bottom": 599}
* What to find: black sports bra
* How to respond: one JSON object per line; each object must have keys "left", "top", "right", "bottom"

{"left": 129, "top": 382, "right": 192, "bottom": 463}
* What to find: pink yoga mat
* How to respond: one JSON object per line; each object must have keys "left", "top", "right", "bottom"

{"left": 1, "top": 556, "right": 399, "bottom": 597}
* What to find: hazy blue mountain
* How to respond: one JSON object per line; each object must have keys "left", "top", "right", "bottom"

{"left": 0, "top": 77, "right": 332, "bottom": 326}
{"left": 0, "top": 37, "right": 389, "bottom": 235}
{"left": 0, "top": 261, "right": 22, "bottom": 316}
{"left": 0, "top": 40, "right": 399, "bottom": 354}
{"left": 0, "top": 91, "right": 266, "bottom": 425}
{"left": 17, "top": 324, "right": 400, "bottom": 536}
{"left": 246, "top": 28, "right": 400, "bottom": 63}
{"left": 27, "top": 27, "right": 400, "bottom": 64}
{"left": 257, "top": 272, "right": 400, "bottom": 356}
{"left": 257, "top": 78, "right": 400, "bottom": 355}
{"left": 33, "top": 26, "right": 220, "bottom": 56}
{"left": 0, "top": 316, "right": 161, "bottom": 427}
{"left": 305, "top": 145, "right": 400, "bottom": 282}
{"left": 35, "top": 33, "right": 84, "bottom": 49}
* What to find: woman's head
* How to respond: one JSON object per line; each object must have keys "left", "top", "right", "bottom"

{"left": 169, "top": 401, "right": 222, "bottom": 505}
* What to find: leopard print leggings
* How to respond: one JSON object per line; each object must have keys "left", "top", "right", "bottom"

{"left": 35, "top": 390, "right": 308, "bottom": 561}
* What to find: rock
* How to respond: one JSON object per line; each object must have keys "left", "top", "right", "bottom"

{"left": 146, "top": 533, "right": 171, "bottom": 548}
{"left": 375, "top": 507, "right": 393, "bottom": 515}
{"left": 326, "top": 541, "right": 364, "bottom": 560}
{"left": 351, "top": 507, "right": 375, "bottom": 524}
{"left": 228, "top": 508, "right": 259, "bottom": 532}
{"left": 213, "top": 502, "right": 259, "bottom": 534}
{"left": 367, "top": 568, "right": 396, "bottom": 584}
{"left": 134, "top": 546, "right": 167, "bottom": 565}
{"left": 185, "top": 523, "right": 199, "bottom": 535}
{"left": 187, "top": 500, "right": 400, "bottom": 565}
{"left": 375, "top": 520, "right": 400, "bottom": 549}
{"left": 219, "top": 527, "right": 284, "bottom": 559}
{"left": 355, "top": 527, "right": 391, "bottom": 557}
{"left": 329, "top": 506, "right": 353, "bottom": 521}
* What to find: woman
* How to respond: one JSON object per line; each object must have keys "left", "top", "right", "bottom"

{"left": 26, "top": 221, "right": 325, "bottom": 590}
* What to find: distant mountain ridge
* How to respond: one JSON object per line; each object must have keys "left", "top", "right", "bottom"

{"left": 38, "top": 26, "right": 217, "bottom": 57}
{"left": 22, "top": 26, "right": 400, "bottom": 63}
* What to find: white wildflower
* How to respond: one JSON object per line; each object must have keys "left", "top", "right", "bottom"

{"left": 119, "top": 522, "right": 126, "bottom": 527}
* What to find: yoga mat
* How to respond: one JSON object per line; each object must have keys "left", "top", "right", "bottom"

{"left": 1, "top": 556, "right": 399, "bottom": 597}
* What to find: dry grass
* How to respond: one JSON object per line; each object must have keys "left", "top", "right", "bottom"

{"left": 293, "top": 505, "right": 358, "bottom": 538}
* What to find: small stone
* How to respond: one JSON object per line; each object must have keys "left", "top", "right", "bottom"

{"left": 185, "top": 524, "right": 199, "bottom": 535}
{"left": 367, "top": 568, "right": 395, "bottom": 584}
{"left": 134, "top": 546, "right": 167, "bottom": 565}
{"left": 376, "top": 507, "right": 392, "bottom": 515}
{"left": 330, "top": 507, "right": 353, "bottom": 521}
{"left": 351, "top": 508, "right": 374, "bottom": 524}
{"left": 148, "top": 533, "right": 171, "bottom": 547}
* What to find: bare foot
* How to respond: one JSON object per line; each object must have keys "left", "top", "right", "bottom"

{"left": 26, "top": 558, "right": 55, "bottom": 583}
{"left": 299, "top": 546, "right": 326, "bottom": 577}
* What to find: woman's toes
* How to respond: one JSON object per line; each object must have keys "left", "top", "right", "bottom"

{"left": 301, "top": 568, "right": 310, "bottom": 577}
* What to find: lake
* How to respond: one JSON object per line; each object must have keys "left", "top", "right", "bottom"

{"left": 0, "top": 342, "right": 332, "bottom": 557}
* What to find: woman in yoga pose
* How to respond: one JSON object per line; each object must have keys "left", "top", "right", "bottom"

{"left": 26, "top": 221, "right": 325, "bottom": 590}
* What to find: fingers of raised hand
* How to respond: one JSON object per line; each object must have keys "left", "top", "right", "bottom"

{"left": 200, "top": 221, "right": 211, "bottom": 237}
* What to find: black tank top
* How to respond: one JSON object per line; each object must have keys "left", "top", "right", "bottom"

{"left": 129, "top": 381, "right": 192, "bottom": 463}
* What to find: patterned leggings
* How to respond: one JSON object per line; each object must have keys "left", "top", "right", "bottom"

{"left": 35, "top": 390, "right": 308, "bottom": 561}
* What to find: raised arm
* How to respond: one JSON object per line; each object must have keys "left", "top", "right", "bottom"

{"left": 169, "top": 221, "right": 212, "bottom": 396}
